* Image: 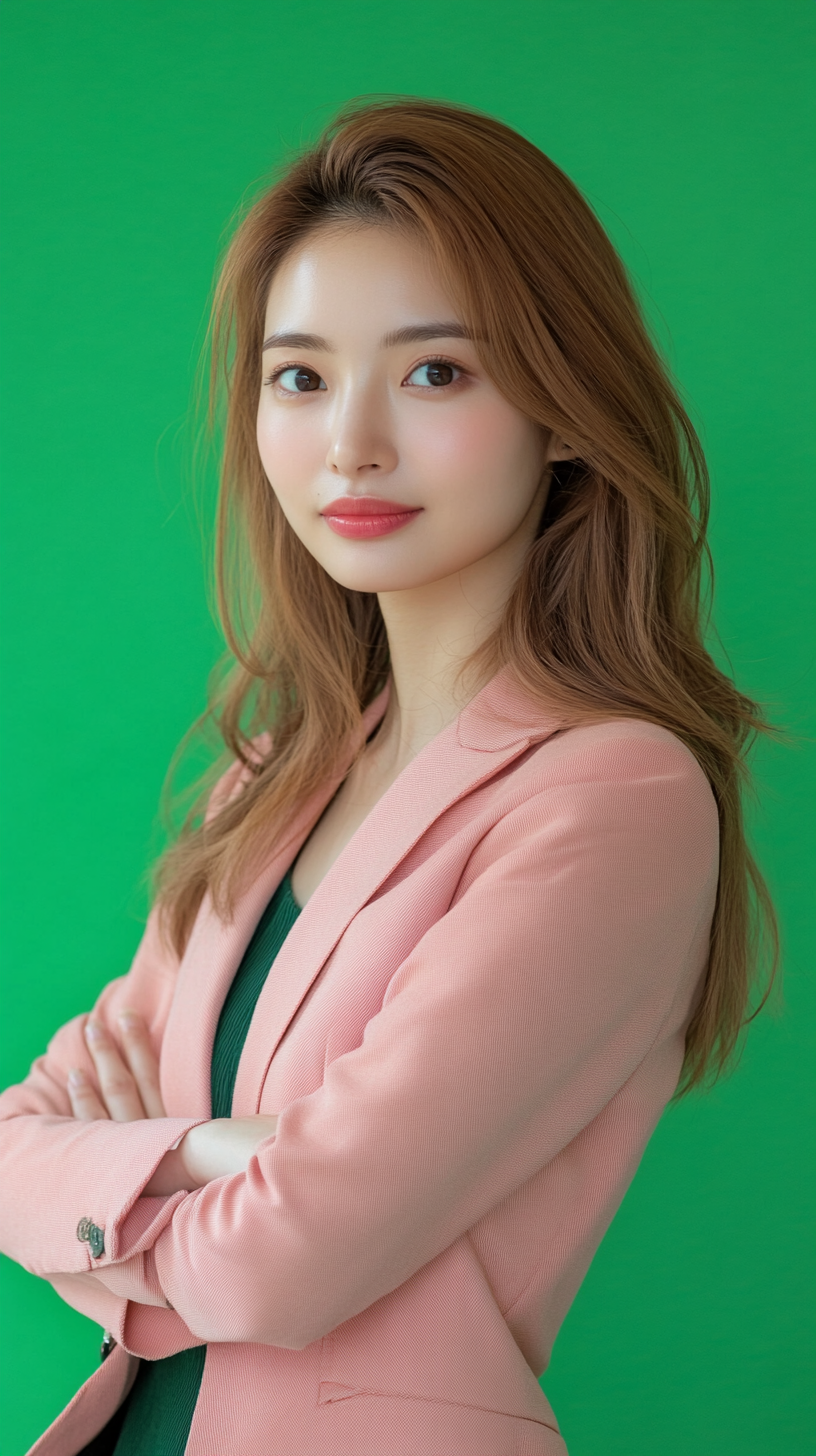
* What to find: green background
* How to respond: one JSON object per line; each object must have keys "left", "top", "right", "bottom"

{"left": 1, "top": 2, "right": 813, "bottom": 1452}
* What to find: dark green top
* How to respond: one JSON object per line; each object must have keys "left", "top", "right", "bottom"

{"left": 87, "top": 869, "right": 302, "bottom": 1456}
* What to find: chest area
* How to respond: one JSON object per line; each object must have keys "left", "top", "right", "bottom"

{"left": 160, "top": 735, "right": 544, "bottom": 1121}
{"left": 289, "top": 759, "right": 398, "bottom": 911}
{"left": 251, "top": 837, "right": 468, "bottom": 1115}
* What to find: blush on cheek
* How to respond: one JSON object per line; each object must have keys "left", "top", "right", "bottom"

{"left": 413, "top": 406, "right": 534, "bottom": 493}
{"left": 414, "top": 413, "right": 490, "bottom": 474}
{"left": 257, "top": 415, "right": 323, "bottom": 497}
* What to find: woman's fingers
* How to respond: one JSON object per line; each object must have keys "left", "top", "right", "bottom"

{"left": 116, "top": 1011, "right": 166, "bottom": 1118}
{"left": 67, "top": 1067, "right": 110, "bottom": 1121}
{"left": 83, "top": 1020, "right": 147, "bottom": 1122}
{"left": 71, "top": 1013, "right": 164, "bottom": 1124}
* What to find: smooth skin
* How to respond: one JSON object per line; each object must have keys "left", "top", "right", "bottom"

{"left": 68, "top": 222, "right": 575, "bottom": 1196}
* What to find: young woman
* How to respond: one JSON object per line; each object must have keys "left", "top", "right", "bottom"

{"left": 0, "top": 98, "right": 777, "bottom": 1456}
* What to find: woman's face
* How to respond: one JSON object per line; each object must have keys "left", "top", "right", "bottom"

{"left": 256, "top": 224, "right": 555, "bottom": 596}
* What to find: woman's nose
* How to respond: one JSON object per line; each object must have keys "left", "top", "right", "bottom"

{"left": 325, "top": 390, "right": 398, "bottom": 479}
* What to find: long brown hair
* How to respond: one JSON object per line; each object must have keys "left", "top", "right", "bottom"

{"left": 155, "top": 96, "right": 779, "bottom": 1092}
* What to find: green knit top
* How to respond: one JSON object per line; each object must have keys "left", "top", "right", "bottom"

{"left": 100, "top": 868, "right": 302, "bottom": 1456}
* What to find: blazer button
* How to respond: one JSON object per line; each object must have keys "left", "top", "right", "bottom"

{"left": 100, "top": 1331, "right": 116, "bottom": 1363}
{"left": 76, "top": 1218, "right": 105, "bottom": 1259}
{"left": 88, "top": 1224, "right": 105, "bottom": 1258}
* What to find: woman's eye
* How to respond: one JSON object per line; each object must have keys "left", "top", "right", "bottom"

{"left": 405, "top": 360, "right": 459, "bottom": 388}
{"left": 274, "top": 366, "right": 326, "bottom": 393}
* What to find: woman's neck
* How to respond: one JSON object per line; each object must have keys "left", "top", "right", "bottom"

{"left": 367, "top": 557, "right": 514, "bottom": 777}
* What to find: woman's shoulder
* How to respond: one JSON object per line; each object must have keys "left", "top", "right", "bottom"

{"left": 537, "top": 713, "right": 708, "bottom": 772}
{"left": 456, "top": 716, "right": 721, "bottom": 910}
{"left": 460, "top": 671, "right": 712, "bottom": 798}
{"left": 510, "top": 714, "right": 718, "bottom": 829}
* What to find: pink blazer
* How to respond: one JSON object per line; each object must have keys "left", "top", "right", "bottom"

{"left": 0, "top": 666, "right": 719, "bottom": 1456}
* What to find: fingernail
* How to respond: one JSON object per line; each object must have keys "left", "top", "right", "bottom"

{"left": 117, "top": 1011, "right": 138, "bottom": 1031}
{"left": 85, "top": 1021, "right": 104, "bottom": 1043}
{"left": 68, "top": 1068, "right": 86, "bottom": 1086}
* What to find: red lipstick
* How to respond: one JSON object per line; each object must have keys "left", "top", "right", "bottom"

{"left": 320, "top": 495, "right": 423, "bottom": 539}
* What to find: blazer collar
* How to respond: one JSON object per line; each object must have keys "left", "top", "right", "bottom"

{"left": 161, "top": 665, "right": 565, "bottom": 1117}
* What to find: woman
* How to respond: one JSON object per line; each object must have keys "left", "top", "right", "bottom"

{"left": 0, "top": 98, "right": 777, "bottom": 1456}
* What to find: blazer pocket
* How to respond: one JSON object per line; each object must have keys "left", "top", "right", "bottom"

{"left": 317, "top": 1271, "right": 563, "bottom": 1437}
{"left": 317, "top": 1378, "right": 561, "bottom": 1433}
{"left": 316, "top": 1386, "right": 566, "bottom": 1456}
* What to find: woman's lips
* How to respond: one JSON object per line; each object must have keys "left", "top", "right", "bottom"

{"left": 320, "top": 496, "right": 423, "bottom": 539}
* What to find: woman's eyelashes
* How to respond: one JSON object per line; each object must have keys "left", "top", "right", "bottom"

{"left": 265, "top": 364, "right": 327, "bottom": 394}
{"left": 402, "top": 356, "right": 464, "bottom": 389}
{"left": 264, "top": 355, "right": 468, "bottom": 396}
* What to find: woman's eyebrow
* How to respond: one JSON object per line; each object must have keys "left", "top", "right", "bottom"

{"left": 262, "top": 331, "right": 331, "bottom": 352}
{"left": 261, "top": 322, "right": 472, "bottom": 352}
{"left": 381, "top": 322, "right": 471, "bottom": 347}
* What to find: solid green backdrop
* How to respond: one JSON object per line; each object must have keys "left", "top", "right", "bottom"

{"left": 0, "top": 2, "right": 813, "bottom": 1452}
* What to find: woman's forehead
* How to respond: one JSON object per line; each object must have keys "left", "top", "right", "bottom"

{"left": 262, "top": 225, "right": 460, "bottom": 337}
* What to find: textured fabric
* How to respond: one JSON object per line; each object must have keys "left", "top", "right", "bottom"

{"left": 107, "top": 1348, "right": 205, "bottom": 1456}
{"left": 0, "top": 666, "right": 721, "bottom": 1456}
{"left": 108, "top": 871, "right": 301, "bottom": 1455}
{"left": 209, "top": 871, "right": 302, "bottom": 1121}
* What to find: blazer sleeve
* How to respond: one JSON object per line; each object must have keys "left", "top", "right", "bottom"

{"left": 0, "top": 902, "right": 207, "bottom": 1280}
{"left": 0, "top": 751, "right": 260, "bottom": 1285}
{"left": 73, "top": 731, "right": 720, "bottom": 1350}
{"left": 46, "top": 1269, "right": 207, "bottom": 1360}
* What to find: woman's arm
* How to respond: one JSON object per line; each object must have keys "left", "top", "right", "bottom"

{"left": 0, "top": 907, "right": 209, "bottom": 1282}
{"left": 0, "top": 920, "right": 277, "bottom": 1357}
{"left": 30, "top": 1008, "right": 279, "bottom": 1353}
{"left": 0, "top": 751, "right": 264, "bottom": 1282}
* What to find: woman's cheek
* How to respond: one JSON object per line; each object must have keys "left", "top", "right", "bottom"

{"left": 257, "top": 410, "right": 324, "bottom": 501}
{"left": 408, "top": 408, "right": 494, "bottom": 487}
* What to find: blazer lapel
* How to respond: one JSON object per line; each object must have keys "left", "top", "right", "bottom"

{"left": 161, "top": 684, "right": 390, "bottom": 1117}
{"left": 232, "top": 666, "right": 566, "bottom": 1113}
{"left": 162, "top": 666, "right": 566, "bottom": 1118}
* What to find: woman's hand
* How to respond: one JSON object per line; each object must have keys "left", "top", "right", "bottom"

{"left": 68, "top": 1012, "right": 166, "bottom": 1122}
{"left": 68, "top": 1012, "right": 196, "bottom": 1195}
{"left": 67, "top": 1010, "right": 279, "bottom": 1197}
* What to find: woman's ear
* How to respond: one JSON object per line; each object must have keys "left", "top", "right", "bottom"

{"left": 546, "top": 432, "right": 580, "bottom": 463}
